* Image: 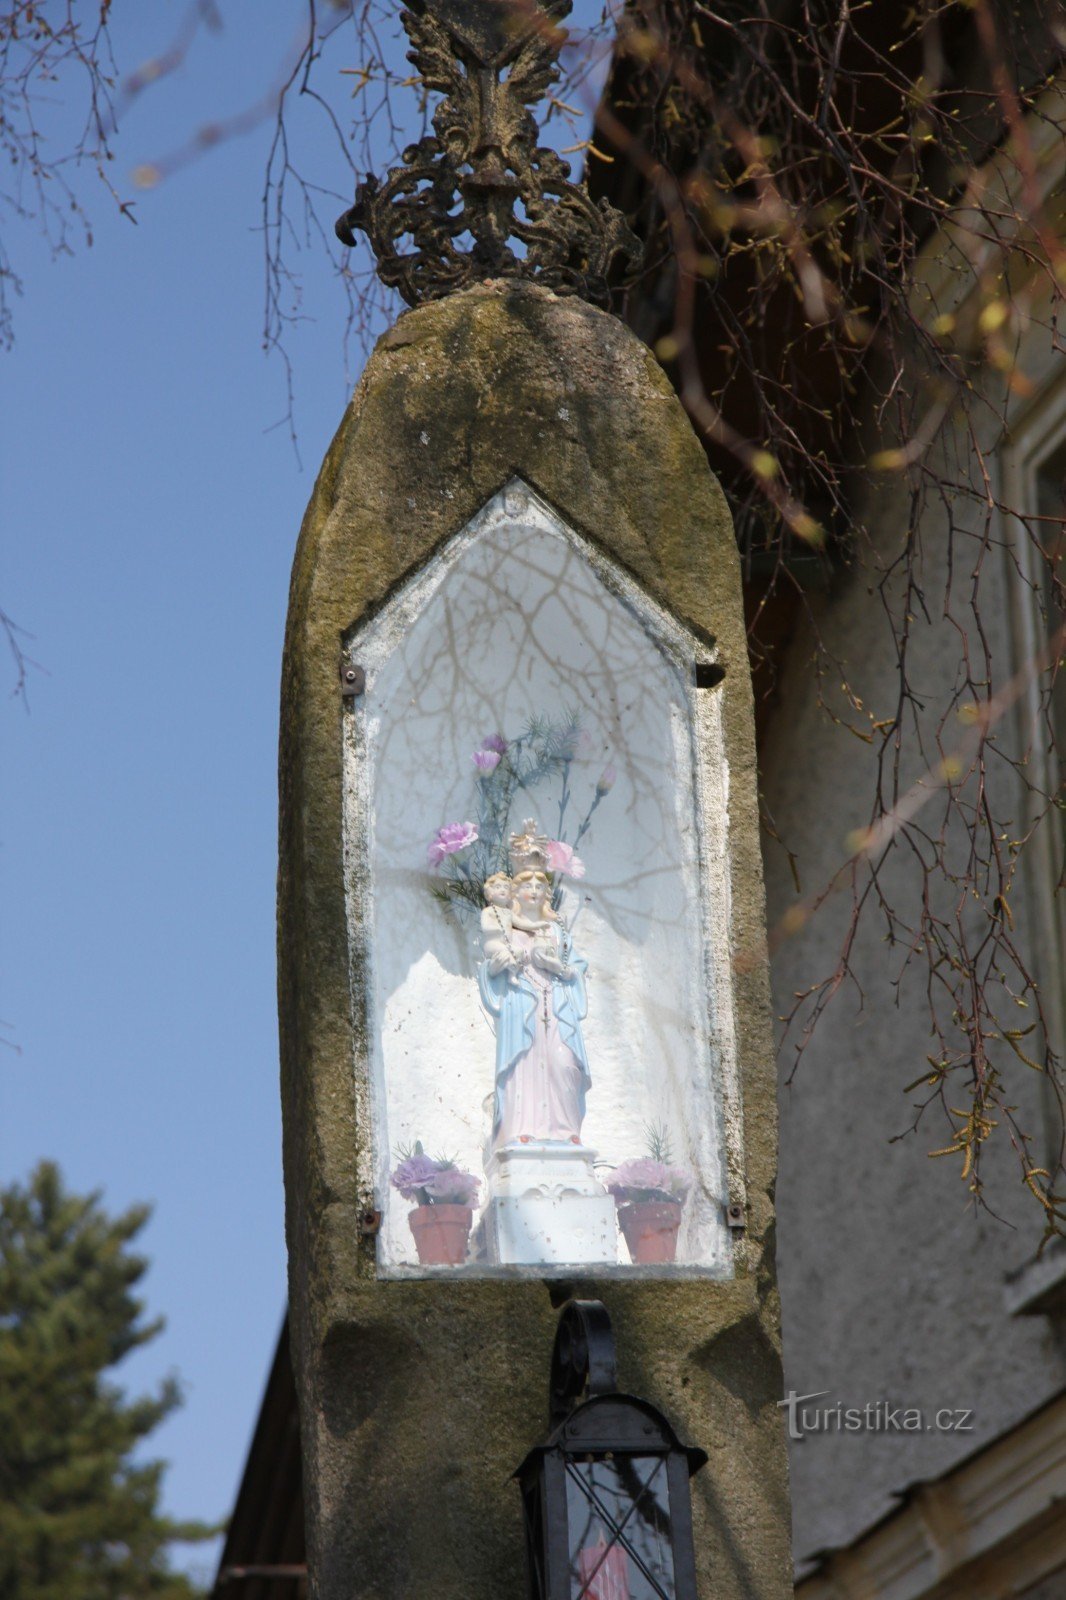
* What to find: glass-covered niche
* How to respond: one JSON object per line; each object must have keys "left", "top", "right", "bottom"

{"left": 342, "top": 480, "right": 738, "bottom": 1276}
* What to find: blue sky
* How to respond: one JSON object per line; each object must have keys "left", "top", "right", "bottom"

{"left": 2, "top": 2, "right": 608, "bottom": 1582}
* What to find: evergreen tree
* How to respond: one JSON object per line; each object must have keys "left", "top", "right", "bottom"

{"left": 0, "top": 1162, "right": 215, "bottom": 1599}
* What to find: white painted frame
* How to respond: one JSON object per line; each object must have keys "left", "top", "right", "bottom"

{"left": 1000, "top": 376, "right": 1066, "bottom": 1175}
{"left": 340, "top": 479, "right": 746, "bottom": 1278}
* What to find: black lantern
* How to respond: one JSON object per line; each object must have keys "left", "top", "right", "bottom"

{"left": 515, "top": 1301, "right": 708, "bottom": 1600}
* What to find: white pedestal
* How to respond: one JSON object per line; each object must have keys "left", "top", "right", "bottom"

{"left": 483, "top": 1142, "right": 619, "bottom": 1266}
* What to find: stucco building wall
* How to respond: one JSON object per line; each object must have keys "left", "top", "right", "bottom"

{"left": 762, "top": 253, "right": 1066, "bottom": 1566}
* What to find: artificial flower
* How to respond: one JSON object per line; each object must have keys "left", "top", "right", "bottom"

{"left": 607, "top": 1159, "right": 693, "bottom": 1204}
{"left": 427, "top": 820, "right": 478, "bottom": 867}
{"left": 422, "top": 1168, "right": 480, "bottom": 1206}
{"left": 390, "top": 1154, "right": 443, "bottom": 1202}
{"left": 390, "top": 1153, "right": 480, "bottom": 1207}
{"left": 545, "top": 839, "right": 586, "bottom": 878}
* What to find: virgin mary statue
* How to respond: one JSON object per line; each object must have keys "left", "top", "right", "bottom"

{"left": 477, "top": 831, "right": 591, "bottom": 1151}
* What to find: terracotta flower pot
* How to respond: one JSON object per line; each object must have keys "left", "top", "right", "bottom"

{"left": 408, "top": 1203, "right": 473, "bottom": 1266}
{"left": 617, "top": 1200, "right": 682, "bottom": 1264}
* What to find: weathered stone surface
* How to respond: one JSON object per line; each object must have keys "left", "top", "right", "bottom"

{"left": 279, "top": 280, "right": 790, "bottom": 1598}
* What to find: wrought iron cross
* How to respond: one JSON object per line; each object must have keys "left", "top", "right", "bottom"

{"left": 335, "top": 0, "right": 642, "bottom": 307}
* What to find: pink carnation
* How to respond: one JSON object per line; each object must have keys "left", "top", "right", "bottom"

{"left": 422, "top": 1168, "right": 480, "bottom": 1206}
{"left": 607, "top": 1159, "right": 692, "bottom": 1203}
{"left": 545, "top": 839, "right": 585, "bottom": 879}
{"left": 428, "top": 820, "right": 478, "bottom": 867}
{"left": 472, "top": 748, "right": 501, "bottom": 773}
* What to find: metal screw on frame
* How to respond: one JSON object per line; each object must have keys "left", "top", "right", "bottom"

{"left": 340, "top": 662, "right": 366, "bottom": 698}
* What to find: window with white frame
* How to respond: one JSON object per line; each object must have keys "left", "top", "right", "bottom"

{"left": 1002, "top": 389, "right": 1066, "bottom": 1178}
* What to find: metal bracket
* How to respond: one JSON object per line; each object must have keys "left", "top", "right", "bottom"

{"left": 726, "top": 1201, "right": 746, "bottom": 1230}
{"left": 549, "top": 1299, "right": 617, "bottom": 1428}
{"left": 358, "top": 1208, "right": 382, "bottom": 1236}
{"left": 340, "top": 661, "right": 366, "bottom": 699}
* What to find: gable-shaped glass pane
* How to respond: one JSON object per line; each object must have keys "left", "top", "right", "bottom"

{"left": 343, "top": 481, "right": 736, "bottom": 1276}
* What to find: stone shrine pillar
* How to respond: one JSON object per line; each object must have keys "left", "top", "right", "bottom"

{"left": 278, "top": 3, "right": 791, "bottom": 1595}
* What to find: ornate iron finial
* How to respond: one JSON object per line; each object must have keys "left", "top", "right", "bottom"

{"left": 335, "top": 0, "right": 642, "bottom": 307}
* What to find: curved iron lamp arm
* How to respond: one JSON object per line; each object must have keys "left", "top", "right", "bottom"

{"left": 549, "top": 1299, "right": 617, "bottom": 1429}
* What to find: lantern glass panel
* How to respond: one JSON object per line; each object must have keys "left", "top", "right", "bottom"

{"left": 565, "top": 1455, "right": 676, "bottom": 1600}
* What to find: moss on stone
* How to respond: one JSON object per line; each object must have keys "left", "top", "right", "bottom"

{"left": 279, "top": 281, "right": 790, "bottom": 1598}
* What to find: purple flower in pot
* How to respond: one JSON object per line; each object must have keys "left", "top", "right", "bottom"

{"left": 391, "top": 1145, "right": 481, "bottom": 1266}
{"left": 607, "top": 1153, "right": 693, "bottom": 1266}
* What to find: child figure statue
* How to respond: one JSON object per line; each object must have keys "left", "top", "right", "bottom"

{"left": 480, "top": 872, "right": 525, "bottom": 982}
